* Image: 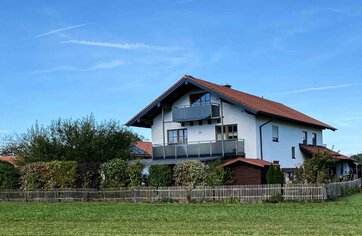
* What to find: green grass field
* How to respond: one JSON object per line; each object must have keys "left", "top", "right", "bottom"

{"left": 1, "top": 193, "right": 362, "bottom": 235}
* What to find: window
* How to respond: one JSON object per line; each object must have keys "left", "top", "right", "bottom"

{"left": 272, "top": 125, "right": 279, "bottom": 142}
{"left": 302, "top": 131, "right": 308, "bottom": 145}
{"left": 215, "top": 124, "right": 238, "bottom": 141}
{"left": 190, "top": 93, "right": 211, "bottom": 106}
{"left": 312, "top": 133, "right": 317, "bottom": 146}
{"left": 167, "top": 129, "right": 187, "bottom": 145}
{"left": 292, "top": 146, "right": 296, "bottom": 159}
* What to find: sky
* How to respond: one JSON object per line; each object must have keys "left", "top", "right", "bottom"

{"left": 0, "top": 0, "right": 361, "bottom": 155}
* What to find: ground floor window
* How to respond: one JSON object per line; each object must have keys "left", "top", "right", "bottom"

{"left": 167, "top": 129, "right": 187, "bottom": 145}
{"left": 215, "top": 124, "right": 238, "bottom": 141}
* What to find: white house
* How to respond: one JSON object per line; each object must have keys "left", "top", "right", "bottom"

{"left": 127, "top": 75, "right": 359, "bottom": 182}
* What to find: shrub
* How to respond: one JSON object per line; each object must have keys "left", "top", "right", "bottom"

{"left": 148, "top": 165, "right": 173, "bottom": 187}
{"left": 127, "top": 160, "right": 144, "bottom": 187}
{"left": 100, "top": 158, "right": 129, "bottom": 188}
{"left": 76, "top": 162, "right": 101, "bottom": 189}
{"left": 20, "top": 161, "right": 77, "bottom": 190}
{"left": 0, "top": 160, "right": 20, "bottom": 189}
{"left": 206, "top": 160, "right": 231, "bottom": 186}
{"left": 266, "top": 164, "right": 285, "bottom": 185}
{"left": 173, "top": 160, "right": 207, "bottom": 187}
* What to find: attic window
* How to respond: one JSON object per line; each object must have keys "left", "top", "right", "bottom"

{"left": 272, "top": 125, "right": 279, "bottom": 142}
{"left": 190, "top": 93, "right": 211, "bottom": 106}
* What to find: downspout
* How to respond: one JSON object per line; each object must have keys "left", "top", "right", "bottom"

{"left": 259, "top": 117, "right": 275, "bottom": 160}
{"left": 220, "top": 100, "right": 225, "bottom": 156}
{"left": 162, "top": 106, "right": 166, "bottom": 159}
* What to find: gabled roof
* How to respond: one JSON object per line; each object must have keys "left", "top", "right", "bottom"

{"left": 126, "top": 75, "right": 336, "bottom": 130}
{"left": 299, "top": 144, "right": 355, "bottom": 162}
{"left": 222, "top": 157, "right": 272, "bottom": 168}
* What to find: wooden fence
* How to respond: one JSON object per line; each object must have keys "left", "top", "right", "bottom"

{"left": 0, "top": 179, "right": 360, "bottom": 203}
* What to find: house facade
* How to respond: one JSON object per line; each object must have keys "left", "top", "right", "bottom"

{"left": 127, "top": 75, "right": 359, "bottom": 181}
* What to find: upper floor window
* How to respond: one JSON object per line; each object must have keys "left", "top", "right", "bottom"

{"left": 167, "top": 129, "right": 187, "bottom": 145}
{"left": 216, "top": 124, "right": 238, "bottom": 141}
{"left": 302, "top": 131, "right": 308, "bottom": 145}
{"left": 312, "top": 133, "right": 317, "bottom": 146}
{"left": 190, "top": 93, "right": 211, "bottom": 106}
{"left": 292, "top": 146, "right": 296, "bottom": 159}
{"left": 272, "top": 125, "right": 279, "bottom": 142}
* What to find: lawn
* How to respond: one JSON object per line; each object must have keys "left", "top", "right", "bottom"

{"left": 0, "top": 193, "right": 362, "bottom": 235}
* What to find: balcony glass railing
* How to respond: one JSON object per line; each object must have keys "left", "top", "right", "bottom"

{"left": 152, "top": 139, "right": 245, "bottom": 160}
{"left": 172, "top": 103, "right": 220, "bottom": 123}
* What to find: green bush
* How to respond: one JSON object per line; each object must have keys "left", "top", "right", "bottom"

{"left": 266, "top": 164, "right": 285, "bottom": 185}
{"left": 0, "top": 161, "right": 20, "bottom": 189}
{"left": 206, "top": 160, "right": 233, "bottom": 186}
{"left": 127, "top": 160, "right": 144, "bottom": 187}
{"left": 100, "top": 158, "right": 129, "bottom": 188}
{"left": 148, "top": 165, "right": 173, "bottom": 187}
{"left": 20, "top": 161, "right": 77, "bottom": 190}
{"left": 173, "top": 160, "right": 207, "bottom": 187}
{"left": 76, "top": 162, "right": 101, "bottom": 189}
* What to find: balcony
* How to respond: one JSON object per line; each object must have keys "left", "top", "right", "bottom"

{"left": 172, "top": 103, "right": 220, "bottom": 123}
{"left": 152, "top": 139, "right": 245, "bottom": 160}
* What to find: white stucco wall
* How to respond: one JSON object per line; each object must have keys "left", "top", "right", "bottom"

{"left": 256, "top": 117, "right": 323, "bottom": 168}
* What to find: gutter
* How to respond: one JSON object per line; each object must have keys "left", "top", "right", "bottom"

{"left": 259, "top": 117, "right": 275, "bottom": 160}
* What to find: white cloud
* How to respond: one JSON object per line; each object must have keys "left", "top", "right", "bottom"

{"left": 32, "top": 60, "right": 125, "bottom": 74}
{"left": 32, "top": 23, "right": 89, "bottom": 39}
{"left": 269, "top": 84, "right": 352, "bottom": 95}
{"left": 61, "top": 40, "right": 169, "bottom": 50}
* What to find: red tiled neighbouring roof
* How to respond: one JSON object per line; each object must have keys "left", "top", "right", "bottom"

{"left": 135, "top": 141, "right": 152, "bottom": 156}
{"left": 299, "top": 145, "right": 354, "bottom": 161}
{"left": 0, "top": 156, "right": 17, "bottom": 164}
{"left": 126, "top": 75, "right": 336, "bottom": 130}
{"left": 222, "top": 157, "right": 272, "bottom": 168}
{"left": 186, "top": 76, "right": 336, "bottom": 130}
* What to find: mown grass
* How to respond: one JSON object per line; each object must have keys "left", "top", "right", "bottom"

{"left": 0, "top": 193, "right": 362, "bottom": 235}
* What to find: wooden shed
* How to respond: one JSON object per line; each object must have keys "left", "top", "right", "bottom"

{"left": 222, "top": 158, "right": 272, "bottom": 185}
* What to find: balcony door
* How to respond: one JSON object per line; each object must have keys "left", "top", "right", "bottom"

{"left": 190, "top": 93, "right": 211, "bottom": 107}
{"left": 167, "top": 129, "right": 187, "bottom": 145}
{"left": 215, "top": 124, "right": 238, "bottom": 141}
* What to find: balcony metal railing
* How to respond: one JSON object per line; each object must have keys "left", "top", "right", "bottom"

{"left": 172, "top": 102, "right": 220, "bottom": 123}
{"left": 152, "top": 139, "right": 245, "bottom": 160}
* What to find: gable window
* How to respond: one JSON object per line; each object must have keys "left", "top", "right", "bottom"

{"left": 312, "top": 133, "right": 317, "bottom": 146}
{"left": 302, "top": 131, "right": 308, "bottom": 145}
{"left": 167, "top": 129, "right": 187, "bottom": 145}
{"left": 190, "top": 93, "right": 211, "bottom": 106}
{"left": 272, "top": 125, "right": 279, "bottom": 142}
{"left": 292, "top": 146, "right": 296, "bottom": 159}
{"left": 216, "top": 124, "right": 238, "bottom": 141}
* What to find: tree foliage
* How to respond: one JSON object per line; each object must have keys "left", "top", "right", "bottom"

{"left": 148, "top": 165, "right": 173, "bottom": 187}
{"left": 294, "top": 151, "right": 336, "bottom": 184}
{"left": 1, "top": 115, "right": 139, "bottom": 164}
{"left": 76, "top": 162, "right": 101, "bottom": 189}
{"left": 173, "top": 160, "right": 207, "bottom": 187}
{"left": 266, "top": 164, "right": 285, "bottom": 185}
{"left": 206, "top": 160, "right": 232, "bottom": 186}
{"left": 0, "top": 161, "right": 20, "bottom": 189}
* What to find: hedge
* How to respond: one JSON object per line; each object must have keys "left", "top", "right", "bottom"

{"left": 20, "top": 161, "right": 77, "bottom": 190}
{"left": 0, "top": 160, "right": 20, "bottom": 189}
{"left": 100, "top": 158, "right": 129, "bottom": 188}
{"left": 128, "top": 160, "right": 144, "bottom": 187}
{"left": 76, "top": 162, "right": 101, "bottom": 189}
{"left": 173, "top": 160, "right": 207, "bottom": 187}
{"left": 148, "top": 165, "right": 173, "bottom": 187}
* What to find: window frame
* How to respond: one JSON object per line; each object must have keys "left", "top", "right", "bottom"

{"left": 272, "top": 125, "right": 279, "bottom": 142}
{"left": 167, "top": 129, "right": 187, "bottom": 145}
{"left": 302, "top": 131, "right": 308, "bottom": 145}
{"left": 215, "top": 124, "right": 238, "bottom": 141}
{"left": 189, "top": 92, "right": 211, "bottom": 107}
{"left": 292, "top": 146, "right": 296, "bottom": 159}
{"left": 312, "top": 133, "right": 317, "bottom": 146}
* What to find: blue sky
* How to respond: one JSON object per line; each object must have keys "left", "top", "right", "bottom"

{"left": 0, "top": 0, "right": 361, "bottom": 155}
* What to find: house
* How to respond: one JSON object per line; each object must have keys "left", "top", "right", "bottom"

{"left": 131, "top": 141, "right": 152, "bottom": 159}
{"left": 126, "top": 75, "right": 359, "bottom": 183}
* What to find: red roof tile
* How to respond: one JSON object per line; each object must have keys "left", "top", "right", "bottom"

{"left": 299, "top": 145, "right": 353, "bottom": 161}
{"left": 0, "top": 156, "right": 17, "bottom": 164}
{"left": 135, "top": 141, "right": 152, "bottom": 156}
{"left": 222, "top": 157, "right": 272, "bottom": 168}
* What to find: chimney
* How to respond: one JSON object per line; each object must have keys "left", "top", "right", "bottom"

{"left": 223, "top": 84, "right": 232, "bottom": 88}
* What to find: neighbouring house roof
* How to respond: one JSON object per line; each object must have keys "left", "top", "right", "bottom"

{"left": 126, "top": 75, "right": 336, "bottom": 130}
{"left": 0, "top": 156, "right": 17, "bottom": 164}
{"left": 299, "top": 144, "right": 355, "bottom": 162}
{"left": 131, "top": 141, "right": 152, "bottom": 158}
{"left": 222, "top": 157, "right": 272, "bottom": 168}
